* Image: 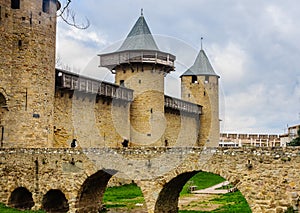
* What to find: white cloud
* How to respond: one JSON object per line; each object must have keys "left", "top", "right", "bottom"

{"left": 210, "top": 42, "right": 250, "bottom": 89}
{"left": 56, "top": 22, "right": 108, "bottom": 71}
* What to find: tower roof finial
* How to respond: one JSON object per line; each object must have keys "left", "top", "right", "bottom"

{"left": 201, "top": 37, "right": 204, "bottom": 50}
{"left": 141, "top": 8, "right": 144, "bottom": 16}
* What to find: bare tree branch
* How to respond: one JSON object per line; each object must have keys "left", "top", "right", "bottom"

{"left": 57, "top": 0, "right": 90, "bottom": 30}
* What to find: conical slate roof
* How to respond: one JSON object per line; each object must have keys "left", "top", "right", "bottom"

{"left": 118, "top": 14, "right": 159, "bottom": 51}
{"left": 181, "top": 49, "right": 219, "bottom": 77}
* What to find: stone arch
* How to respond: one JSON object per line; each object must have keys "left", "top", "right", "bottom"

{"left": 154, "top": 171, "right": 199, "bottom": 212}
{"left": 8, "top": 187, "right": 34, "bottom": 210}
{"left": 42, "top": 189, "right": 69, "bottom": 213}
{"left": 154, "top": 168, "right": 250, "bottom": 213}
{"left": 75, "top": 169, "right": 117, "bottom": 212}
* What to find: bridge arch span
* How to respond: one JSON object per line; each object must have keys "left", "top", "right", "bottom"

{"left": 75, "top": 169, "right": 117, "bottom": 212}
{"left": 42, "top": 189, "right": 69, "bottom": 212}
{"left": 153, "top": 168, "right": 246, "bottom": 213}
{"left": 8, "top": 187, "right": 34, "bottom": 210}
{"left": 154, "top": 171, "right": 199, "bottom": 212}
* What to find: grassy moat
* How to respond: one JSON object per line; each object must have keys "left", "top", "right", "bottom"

{"left": 1, "top": 172, "right": 251, "bottom": 213}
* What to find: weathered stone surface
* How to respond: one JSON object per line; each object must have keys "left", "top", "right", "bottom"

{"left": 0, "top": 147, "right": 300, "bottom": 212}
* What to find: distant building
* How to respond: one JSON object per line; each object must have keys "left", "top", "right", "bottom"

{"left": 220, "top": 133, "right": 281, "bottom": 147}
{"left": 280, "top": 124, "right": 300, "bottom": 147}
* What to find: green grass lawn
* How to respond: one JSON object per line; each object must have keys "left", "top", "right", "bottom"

{"left": 0, "top": 203, "right": 44, "bottom": 213}
{"left": 180, "top": 171, "right": 226, "bottom": 195}
{"left": 103, "top": 183, "right": 145, "bottom": 210}
{"left": 178, "top": 190, "right": 251, "bottom": 213}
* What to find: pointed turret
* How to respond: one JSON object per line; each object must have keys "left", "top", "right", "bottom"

{"left": 98, "top": 12, "right": 176, "bottom": 146}
{"left": 181, "top": 49, "right": 219, "bottom": 77}
{"left": 118, "top": 14, "right": 159, "bottom": 51}
{"left": 181, "top": 46, "right": 220, "bottom": 147}
{"left": 98, "top": 12, "right": 175, "bottom": 72}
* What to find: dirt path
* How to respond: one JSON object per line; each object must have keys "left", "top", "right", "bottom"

{"left": 179, "top": 193, "right": 222, "bottom": 212}
{"left": 193, "top": 181, "right": 233, "bottom": 194}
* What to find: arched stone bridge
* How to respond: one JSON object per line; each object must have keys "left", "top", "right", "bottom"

{"left": 1, "top": 147, "right": 300, "bottom": 213}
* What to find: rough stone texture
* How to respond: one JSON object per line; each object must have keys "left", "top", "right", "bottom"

{"left": 1, "top": 147, "right": 300, "bottom": 212}
{"left": 53, "top": 91, "right": 130, "bottom": 148}
{"left": 181, "top": 75, "right": 220, "bottom": 147}
{"left": 115, "top": 64, "right": 166, "bottom": 146}
{"left": 164, "top": 111, "right": 200, "bottom": 147}
{"left": 0, "top": 0, "right": 57, "bottom": 147}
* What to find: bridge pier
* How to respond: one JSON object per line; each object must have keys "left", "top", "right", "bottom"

{"left": 137, "top": 180, "right": 163, "bottom": 213}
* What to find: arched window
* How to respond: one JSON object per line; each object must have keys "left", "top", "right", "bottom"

{"left": 8, "top": 187, "right": 34, "bottom": 210}
{"left": 11, "top": 0, "right": 20, "bottom": 9}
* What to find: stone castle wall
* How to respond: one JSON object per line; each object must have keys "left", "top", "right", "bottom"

{"left": 164, "top": 111, "right": 200, "bottom": 147}
{"left": 53, "top": 90, "right": 131, "bottom": 148}
{"left": 181, "top": 75, "right": 219, "bottom": 147}
{"left": 0, "top": 0, "right": 58, "bottom": 147}
{"left": 53, "top": 88, "right": 200, "bottom": 148}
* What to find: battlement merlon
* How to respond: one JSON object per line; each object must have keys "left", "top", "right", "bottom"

{"left": 98, "top": 50, "right": 176, "bottom": 73}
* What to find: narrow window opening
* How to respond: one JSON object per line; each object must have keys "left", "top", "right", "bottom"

{"left": 0, "top": 126, "right": 4, "bottom": 148}
{"left": 120, "top": 80, "right": 124, "bottom": 86}
{"left": 11, "top": 0, "right": 20, "bottom": 9}
{"left": 0, "top": 6, "right": 2, "bottom": 21}
{"left": 192, "top": 76, "right": 198, "bottom": 83}
{"left": 138, "top": 80, "right": 141, "bottom": 84}
{"left": 18, "top": 40, "right": 22, "bottom": 48}
{"left": 21, "top": 17, "right": 25, "bottom": 21}
{"left": 204, "top": 76, "right": 209, "bottom": 84}
{"left": 42, "top": 0, "right": 50, "bottom": 13}
{"left": 150, "top": 108, "right": 153, "bottom": 113}
{"left": 5, "top": 13, "right": 8, "bottom": 18}
{"left": 204, "top": 91, "right": 206, "bottom": 96}
{"left": 188, "top": 94, "right": 190, "bottom": 98}
{"left": 29, "top": 12, "right": 32, "bottom": 26}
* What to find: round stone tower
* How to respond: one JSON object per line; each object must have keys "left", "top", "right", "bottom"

{"left": 0, "top": 0, "right": 60, "bottom": 147}
{"left": 99, "top": 12, "right": 175, "bottom": 146}
{"left": 181, "top": 47, "right": 220, "bottom": 147}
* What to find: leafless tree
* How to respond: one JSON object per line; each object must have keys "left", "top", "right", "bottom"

{"left": 57, "top": 0, "right": 90, "bottom": 29}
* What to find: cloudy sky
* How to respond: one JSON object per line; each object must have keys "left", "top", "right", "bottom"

{"left": 56, "top": 0, "right": 300, "bottom": 135}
